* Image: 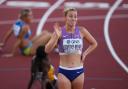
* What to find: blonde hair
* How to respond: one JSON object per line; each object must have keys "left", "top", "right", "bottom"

{"left": 19, "top": 8, "right": 32, "bottom": 19}
{"left": 64, "top": 8, "right": 77, "bottom": 16}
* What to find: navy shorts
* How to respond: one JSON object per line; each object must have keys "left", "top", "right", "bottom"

{"left": 58, "top": 66, "right": 84, "bottom": 81}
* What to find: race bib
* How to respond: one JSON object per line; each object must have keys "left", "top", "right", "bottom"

{"left": 63, "top": 39, "right": 82, "bottom": 53}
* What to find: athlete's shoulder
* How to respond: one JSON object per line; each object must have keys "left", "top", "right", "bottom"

{"left": 78, "top": 26, "right": 90, "bottom": 38}
{"left": 78, "top": 26, "right": 88, "bottom": 32}
{"left": 15, "top": 20, "right": 23, "bottom": 26}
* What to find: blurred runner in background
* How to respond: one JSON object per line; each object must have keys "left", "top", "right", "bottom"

{"left": 0, "top": 8, "right": 52, "bottom": 57}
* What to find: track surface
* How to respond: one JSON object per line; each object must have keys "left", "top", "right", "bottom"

{"left": 0, "top": 0, "right": 128, "bottom": 89}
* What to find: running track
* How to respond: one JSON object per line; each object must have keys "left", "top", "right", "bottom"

{"left": 0, "top": 0, "right": 128, "bottom": 89}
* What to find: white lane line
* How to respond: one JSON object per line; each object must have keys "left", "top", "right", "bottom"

{"left": 6, "top": 1, "right": 50, "bottom": 8}
{"left": 36, "top": 0, "right": 64, "bottom": 36}
{"left": 0, "top": 14, "right": 128, "bottom": 25}
{"left": 0, "top": 0, "right": 6, "bottom": 4}
{"left": 104, "top": 0, "right": 128, "bottom": 73}
{"left": 0, "top": 68, "right": 124, "bottom": 80}
{"left": 122, "top": 4, "right": 128, "bottom": 8}
{"left": 0, "top": 5, "right": 128, "bottom": 10}
{"left": 3, "top": 1, "right": 128, "bottom": 10}
{"left": 64, "top": 2, "right": 110, "bottom": 9}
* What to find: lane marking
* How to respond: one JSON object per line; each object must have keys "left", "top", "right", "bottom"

{"left": 0, "top": 68, "right": 29, "bottom": 72}
{"left": 104, "top": 0, "right": 128, "bottom": 73}
{"left": 0, "top": 5, "right": 128, "bottom": 10}
{"left": 0, "top": 14, "right": 128, "bottom": 25}
{"left": 122, "top": 4, "right": 128, "bottom": 8}
{"left": 6, "top": 1, "right": 50, "bottom": 8}
{"left": 0, "top": 67, "right": 124, "bottom": 81}
{"left": 86, "top": 77, "right": 123, "bottom": 80}
{"left": 0, "top": 0, "right": 6, "bottom": 4}
{"left": 0, "top": 67, "right": 124, "bottom": 80}
{"left": 64, "top": 2, "right": 110, "bottom": 8}
{"left": 36, "top": 0, "right": 64, "bottom": 35}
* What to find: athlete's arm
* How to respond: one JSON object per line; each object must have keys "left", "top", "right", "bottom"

{"left": 45, "top": 32, "right": 59, "bottom": 53}
{"left": 80, "top": 26, "right": 98, "bottom": 62}
{"left": 2, "top": 26, "right": 28, "bottom": 57}
{"left": 0, "top": 28, "right": 13, "bottom": 47}
{"left": 45, "top": 23, "right": 61, "bottom": 53}
{"left": 12, "top": 25, "right": 28, "bottom": 55}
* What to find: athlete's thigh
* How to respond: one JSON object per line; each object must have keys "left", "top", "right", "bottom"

{"left": 33, "top": 31, "right": 51, "bottom": 45}
{"left": 30, "top": 32, "right": 51, "bottom": 54}
{"left": 72, "top": 73, "right": 84, "bottom": 89}
{"left": 58, "top": 73, "right": 71, "bottom": 89}
{"left": 32, "top": 30, "right": 51, "bottom": 43}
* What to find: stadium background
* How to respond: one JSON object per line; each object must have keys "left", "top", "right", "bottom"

{"left": 0, "top": 0, "right": 128, "bottom": 89}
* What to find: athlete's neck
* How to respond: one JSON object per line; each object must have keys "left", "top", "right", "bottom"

{"left": 65, "top": 24, "right": 75, "bottom": 33}
{"left": 20, "top": 18, "right": 29, "bottom": 24}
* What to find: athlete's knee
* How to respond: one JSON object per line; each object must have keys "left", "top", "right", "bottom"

{"left": 42, "top": 30, "right": 52, "bottom": 36}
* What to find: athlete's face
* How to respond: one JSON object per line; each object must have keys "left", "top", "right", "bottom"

{"left": 25, "top": 12, "right": 33, "bottom": 23}
{"left": 65, "top": 10, "right": 77, "bottom": 27}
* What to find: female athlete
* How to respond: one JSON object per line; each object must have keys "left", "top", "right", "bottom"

{"left": 0, "top": 9, "right": 51, "bottom": 57}
{"left": 45, "top": 8, "right": 98, "bottom": 89}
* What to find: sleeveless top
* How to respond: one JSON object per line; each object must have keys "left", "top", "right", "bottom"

{"left": 58, "top": 26, "right": 83, "bottom": 55}
{"left": 12, "top": 19, "right": 32, "bottom": 40}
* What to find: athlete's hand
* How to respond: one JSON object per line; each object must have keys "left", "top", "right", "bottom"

{"left": 2, "top": 53, "right": 14, "bottom": 58}
{"left": 54, "top": 23, "right": 61, "bottom": 38}
{"left": 81, "top": 52, "right": 87, "bottom": 63}
{"left": 0, "top": 42, "right": 4, "bottom": 47}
